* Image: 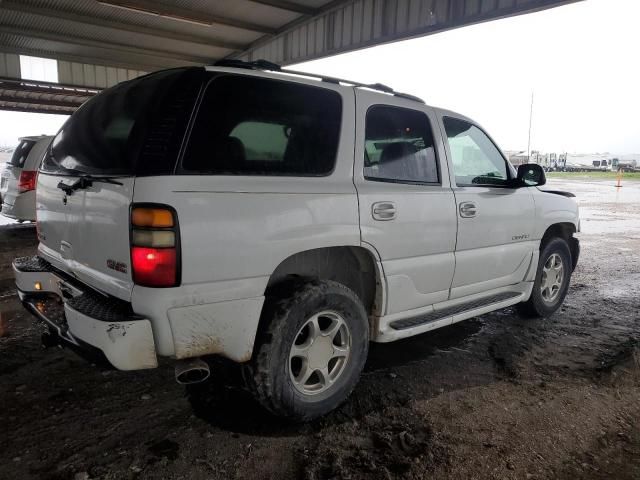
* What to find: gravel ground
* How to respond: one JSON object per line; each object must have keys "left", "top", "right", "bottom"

{"left": 0, "top": 178, "right": 638, "bottom": 480}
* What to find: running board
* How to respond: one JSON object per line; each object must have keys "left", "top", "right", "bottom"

{"left": 389, "top": 292, "right": 521, "bottom": 330}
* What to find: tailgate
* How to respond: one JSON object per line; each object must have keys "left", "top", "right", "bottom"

{"left": 1, "top": 165, "right": 20, "bottom": 205}
{"left": 37, "top": 172, "right": 135, "bottom": 301}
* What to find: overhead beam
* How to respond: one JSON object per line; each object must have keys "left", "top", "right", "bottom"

{"left": 0, "top": 76, "right": 98, "bottom": 97}
{"left": 0, "top": 26, "right": 214, "bottom": 65}
{"left": 1, "top": 1, "right": 244, "bottom": 52}
{"left": 0, "top": 103, "right": 75, "bottom": 115}
{"left": 0, "top": 82, "right": 94, "bottom": 99}
{"left": 97, "top": 0, "right": 276, "bottom": 34}
{"left": 248, "top": 0, "right": 317, "bottom": 15}
{"left": 0, "top": 95, "right": 81, "bottom": 109}
{"left": 0, "top": 45, "right": 165, "bottom": 72}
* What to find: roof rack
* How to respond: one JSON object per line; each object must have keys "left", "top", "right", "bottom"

{"left": 213, "top": 59, "right": 425, "bottom": 104}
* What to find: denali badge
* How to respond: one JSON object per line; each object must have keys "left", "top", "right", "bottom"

{"left": 512, "top": 234, "right": 530, "bottom": 241}
{"left": 107, "top": 259, "right": 128, "bottom": 274}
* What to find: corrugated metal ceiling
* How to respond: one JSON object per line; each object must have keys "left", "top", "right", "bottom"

{"left": 0, "top": 0, "right": 343, "bottom": 71}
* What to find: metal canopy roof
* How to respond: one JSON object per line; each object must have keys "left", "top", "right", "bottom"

{"left": 0, "top": 0, "right": 341, "bottom": 72}
{"left": 0, "top": 0, "right": 579, "bottom": 115}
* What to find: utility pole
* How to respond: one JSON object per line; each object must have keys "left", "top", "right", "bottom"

{"left": 527, "top": 90, "right": 534, "bottom": 162}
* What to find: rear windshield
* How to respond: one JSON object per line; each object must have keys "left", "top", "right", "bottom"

{"left": 181, "top": 75, "right": 342, "bottom": 176}
{"left": 41, "top": 68, "right": 204, "bottom": 176}
{"left": 9, "top": 140, "right": 36, "bottom": 168}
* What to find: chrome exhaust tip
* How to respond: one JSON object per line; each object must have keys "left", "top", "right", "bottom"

{"left": 175, "top": 358, "right": 210, "bottom": 385}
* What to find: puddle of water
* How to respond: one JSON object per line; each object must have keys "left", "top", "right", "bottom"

{"left": 0, "top": 298, "right": 22, "bottom": 338}
{"left": 546, "top": 179, "right": 640, "bottom": 236}
{"left": 603, "top": 272, "right": 640, "bottom": 298}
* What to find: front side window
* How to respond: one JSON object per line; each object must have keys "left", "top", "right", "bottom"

{"left": 443, "top": 117, "right": 509, "bottom": 186}
{"left": 364, "top": 106, "right": 439, "bottom": 184}
{"left": 182, "top": 75, "right": 342, "bottom": 176}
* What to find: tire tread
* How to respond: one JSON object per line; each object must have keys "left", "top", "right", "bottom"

{"left": 247, "top": 279, "right": 367, "bottom": 420}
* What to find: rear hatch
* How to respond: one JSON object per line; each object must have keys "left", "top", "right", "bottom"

{"left": 1, "top": 138, "right": 38, "bottom": 207}
{"left": 36, "top": 68, "right": 204, "bottom": 301}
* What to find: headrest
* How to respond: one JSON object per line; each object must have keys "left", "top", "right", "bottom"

{"left": 379, "top": 141, "right": 417, "bottom": 164}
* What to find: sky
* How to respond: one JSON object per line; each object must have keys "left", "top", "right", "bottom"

{"left": 0, "top": 56, "right": 67, "bottom": 150}
{"left": 293, "top": 0, "right": 639, "bottom": 155}
{"left": 0, "top": 0, "right": 638, "bottom": 155}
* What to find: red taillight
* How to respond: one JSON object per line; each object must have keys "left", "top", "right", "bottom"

{"left": 18, "top": 170, "right": 37, "bottom": 193}
{"left": 130, "top": 206, "right": 179, "bottom": 288}
{"left": 131, "top": 247, "right": 177, "bottom": 287}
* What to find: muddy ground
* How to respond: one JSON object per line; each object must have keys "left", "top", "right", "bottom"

{"left": 0, "top": 178, "right": 639, "bottom": 480}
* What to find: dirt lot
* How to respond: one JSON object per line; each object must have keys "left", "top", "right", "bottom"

{"left": 1, "top": 178, "right": 639, "bottom": 480}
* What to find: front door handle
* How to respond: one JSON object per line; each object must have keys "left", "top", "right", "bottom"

{"left": 372, "top": 202, "right": 396, "bottom": 221}
{"left": 459, "top": 201, "right": 477, "bottom": 218}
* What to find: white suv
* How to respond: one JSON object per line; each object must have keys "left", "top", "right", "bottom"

{"left": 1, "top": 135, "right": 52, "bottom": 222}
{"left": 14, "top": 62, "right": 580, "bottom": 420}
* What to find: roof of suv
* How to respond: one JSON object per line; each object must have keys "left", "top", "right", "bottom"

{"left": 205, "top": 59, "right": 426, "bottom": 105}
{"left": 204, "top": 63, "right": 482, "bottom": 133}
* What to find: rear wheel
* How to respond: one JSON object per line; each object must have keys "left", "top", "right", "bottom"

{"left": 518, "top": 237, "right": 573, "bottom": 318}
{"left": 247, "top": 280, "right": 369, "bottom": 421}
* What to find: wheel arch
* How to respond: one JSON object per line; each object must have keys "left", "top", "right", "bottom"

{"left": 540, "top": 222, "right": 579, "bottom": 271}
{"left": 263, "top": 246, "right": 383, "bottom": 316}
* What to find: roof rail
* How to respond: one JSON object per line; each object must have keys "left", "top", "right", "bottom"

{"left": 212, "top": 59, "right": 425, "bottom": 104}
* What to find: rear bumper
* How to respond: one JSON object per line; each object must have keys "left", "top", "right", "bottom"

{"left": 1, "top": 191, "right": 35, "bottom": 221}
{"left": 14, "top": 256, "right": 157, "bottom": 371}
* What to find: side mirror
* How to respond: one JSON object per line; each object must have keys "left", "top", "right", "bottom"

{"left": 517, "top": 163, "right": 546, "bottom": 187}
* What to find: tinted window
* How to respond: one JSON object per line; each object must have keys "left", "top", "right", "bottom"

{"left": 42, "top": 68, "right": 203, "bottom": 176}
{"left": 182, "top": 75, "right": 342, "bottom": 176}
{"left": 9, "top": 140, "right": 36, "bottom": 168}
{"left": 443, "top": 117, "right": 509, "bottom": 186}
{"left": 230, "top": 121, "right": 288, "bottom": 162}
{"left": 364, "top": 106, "right": 439, "bottom": 184}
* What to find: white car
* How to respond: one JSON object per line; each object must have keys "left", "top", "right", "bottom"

{"left": 14, "top": 62, "right": 580, "bottom": 420}
{"left": 1, "top": 135, "right": 52, "bottom": 222}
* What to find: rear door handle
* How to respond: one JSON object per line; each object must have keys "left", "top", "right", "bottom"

{"left": 459, "top": 201, "right": 477, "bottom": 218}
{"left": 372, "top": 202, "right": 396, "bottom": 221}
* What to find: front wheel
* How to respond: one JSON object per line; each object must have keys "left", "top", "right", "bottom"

{"left": 247, "top": 280, "right": 369, "bottom": 421}
{"left": 518, "top": 237, "right": 573, "bottom": 318}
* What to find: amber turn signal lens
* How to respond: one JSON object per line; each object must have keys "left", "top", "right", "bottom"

{"left": 131, "top": 208, "right": 174, "bottom": 228}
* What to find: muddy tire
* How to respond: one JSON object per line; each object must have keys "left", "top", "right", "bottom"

{"left": 518, "top": 237, "right": 573, "bottom": 318}
{"left": 246, "top": 279, "right": 369, "bottom": 421}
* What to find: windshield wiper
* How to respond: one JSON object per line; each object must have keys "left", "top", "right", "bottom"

{"left": 57, "top": 175, "right": 123, "bottom": 195}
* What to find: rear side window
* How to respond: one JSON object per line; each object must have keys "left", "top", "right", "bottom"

{"left": 42, "top": 68, "right": 204, "bottom": 176}
{"left": 230, "top": 121, "right": 288, "bottom": 162}
{"left": 181, "top": 75, "right": 342, "bottom": 176}
{"left": 9, "top": 140, "right": 36, "bottom": 168}
{"left": 364, "top": 106, "right": 439, "bottom": 184}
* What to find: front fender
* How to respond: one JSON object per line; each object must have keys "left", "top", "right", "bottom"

{"left": 533, "top": 189, "right": 580, "bottom": 239}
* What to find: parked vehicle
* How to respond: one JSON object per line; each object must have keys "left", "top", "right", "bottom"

{"left": 14, "top": 62, "right": 580, "bottom": 420}
{"left": 1, "top": 135, "right": 52, "bottom": 222}
{"left": 612, "top": 158, "right": 638, "bottom": 172}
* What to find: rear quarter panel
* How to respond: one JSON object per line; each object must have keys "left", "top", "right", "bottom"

{"left": 133, "top": 84, "right": 358, "bottom": 297}
{"left": 133, "top": 175, "right": 360, "bottom": 297}
{"left": 131, "top": 86, "right": 359, "bottom": 359}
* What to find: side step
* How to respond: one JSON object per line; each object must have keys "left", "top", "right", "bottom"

{"left": 390, "top": 292, "right": 521, "bottom": 330}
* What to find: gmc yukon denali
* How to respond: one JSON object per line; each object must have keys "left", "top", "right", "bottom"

{"left": 14, "top": 61, "right": 580, "bottom": 420}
